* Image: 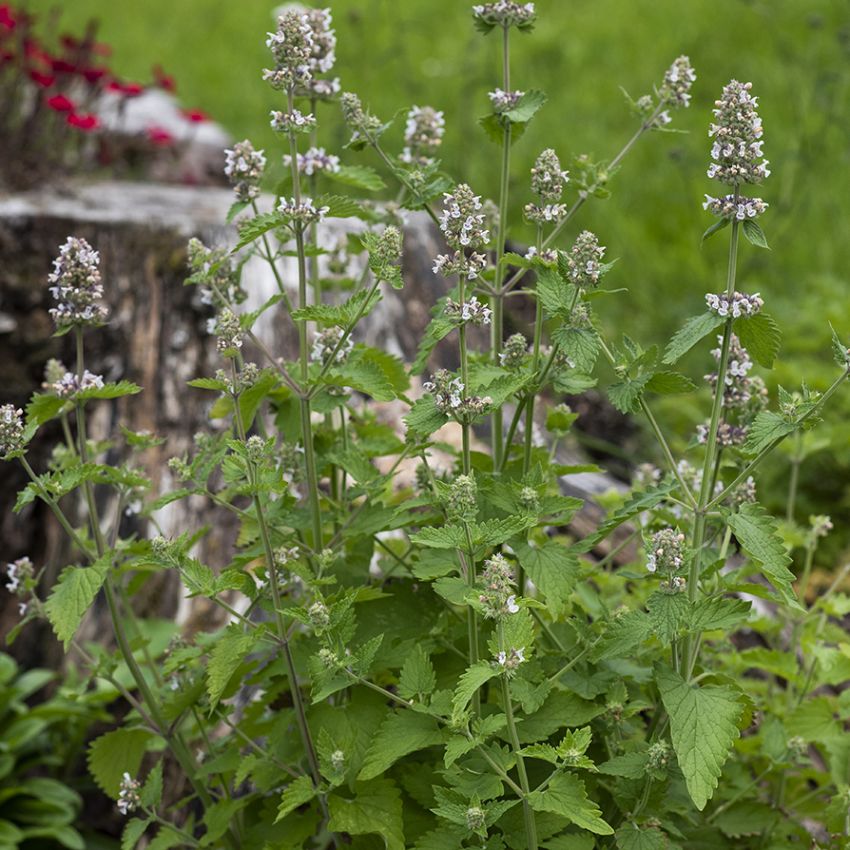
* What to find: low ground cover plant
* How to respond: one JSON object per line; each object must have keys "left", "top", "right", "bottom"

{"left": 3, "top": 3, "right": 850, "bottom": 848}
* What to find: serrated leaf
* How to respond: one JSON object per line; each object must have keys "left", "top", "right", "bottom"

{"left": 551, "top": 325, "right": 600, "bottom": 373}
{"left": 727, "top": 502, "right": 801, "bottom": 610}
{"left": 514, "top": 541, "right": 580, "bottom": 618}
{"left": 404, "top": 396, "right": 448, "bottom": 439}
{"left": 452, "top": 662, "right": 499, "bottom": 721}
{"left": 735, "top": 313, "right": 781, "bottom": 368}
{"left": 607, "top": 373, "right": 652, "bottom": 413}
{"left": 45, "top": 558, "right": 109, "bottom": 649}
{"left": 88, "top": 728, "right": 155, "bottom": 797}
{"left": 121, "top": 819, "right": 151, "bottom": 850}
{"left": 276, "top": 775, "right": 317, "bottom": 822}
{"left": 411, "top": 307, "right": 455, "bottom": 375}
{"left": 597, "top": 751, "right": 649, "bottom": 778}
{"left": 830, "top": 324, "right": 850, "bottom": 368}
{"left": 645, "top": 371, "right": 696, "bottom": 395}
{"left": 328, "top": 779, "right": 404, "bottom": 850}
{"left": 234, "top": 212, "right": 285, "bottom": 251}
{"left": 206, "top": 626, "right": 257, "bottom": 709}
{"left": 663, "top": 313, "right": 724, "bottom": 365}
{"left": 316, "top": 194, "right": 366, "bottom": 219}
{"left": 76, "top": 380, "right": 142, "bottom": 400}
{"left": 409, "top": 524, "right": 466, "bottom": 550}
{"left": 688, "top": 597, "right": 751, "bottom": 632}
{"left": 398, "top": 645, "right": 436, "bottom": 700}
{"left": 646, "top": 592, "right": 689, "bottom": 644}
{"left": 528, "top": 772, "right": 613, "bottom": 835}
{"left": 329, "top": 164, "right": 386, "bottom": 192}
{"left": 656, "top": 664, "right": 742, "bottom": 810}
{"left": 536, "top": 267, "right": 574, "bottom": 319}
{"left": 742, "top": 218, "right": 769, "bottom": 249}
{"left": 595, "top": 610, "right": 652, "bottom": 660}
{"left": 504, "top": 89, "right": 548, "bottom": 123}
{"left": 615, "top": 822, "right": 669, "bottom": 850}
{"left": 787, "top": 697, "right": 842, "bottom": 742}
{"left": 139, "top": 762, "right": 163, "bottom": 809}
{"left": 473, "top": 515, "right": 535, "bottom": 547}
{"left": 358, "top": 711, "right": 443, "bottom": 780}
{"left": 743, "top": 410, "right": 795, "bottom": 455}
{"left": 26, "top": 393, "right": 68, "bottom": 427}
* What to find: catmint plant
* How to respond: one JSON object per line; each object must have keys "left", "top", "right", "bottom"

{"left": 6, "top": 5, "right": 850, "bottom": 850}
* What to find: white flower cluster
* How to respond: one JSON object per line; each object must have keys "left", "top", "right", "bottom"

{"left": 224, "top": 140, "right": 266, "bottom": 203}
{"left": 117, "top": 773, "right": 141, "bottom": 816}
{"left": 263, "top": 11, "right": 314, "bottom": 89}
{"left": 401, "top": 105, "right": 445, "bottom": 166}
{"left": 478, "top": 553, "right": 520, "bottom": 620}
{"left": 660, "top": 55, "right": 696, "bottom": 108}
{"left": 488, "top": 88, "right": 523, "bottom": 112}
{"left": 214, "top": 308, "right": 243, "bottom": 356}
{"left": 299, "top": 8, "right": 339, "bottom": 98}
{"left": 524, "top": 246, "right": 558, "bottom": 265}
{"left": 433, "top": 185, "right": 490, "bottom": 280}
{"left": 48, "top": 236, "right": 108, "bottom": 329}
{"left": 473, "top": 1, "right": 536, "bottom": 28}
{"left": 444, "top": 295, "right": 492, "bottom": 326}
{"left": 696, "top": 421, "right": 748, "bottom": 447}
{"left": 495, "top": 647, "right": 525, "bottom": 672}
{"left": 0, "top": 405, "right": 24, "bottom": 455}
{"left": 565, "top": 230, "right": 606, "bottom": 289}
{"left": 340, "top": 92, "right": 383, "bottom": 145}
{"left": 5, "top": 557, "right": 32, "bottom": 616}
{"left": 706, "top": 333, "right": 766, "bottom": 411}
{"left": 423, "top": 369, "right": 492, "bottom": 419}
{"left": 278, "top": 196, "right": 330, "bottom": 225}
{"left": 310, "top": 326, "right": 352, "bottom": 365}
{"left": 270, "top": 108, "right": 316, "bottom": 134}
{"left": 530, "top": 148, "right": 568, "bottom": 201}
{"left": 524, "top": 202, "right": 567, "bottom": 225}
{"left": 645, "top": 527, "right": 685, "bottom": 574}
{"left": 704, "top": 291, "right": 763, "bottom": 318}
{"left": 284, "top": 146, "right": 340, "bottom": 176}
{"left": 702, "top": 194, "right": 768, "bottom": 221}
{"left": 704, "top": 79, "right": 769, "bottom": 219}
{"left": 51, "top": 370, "right": 104, "bottom": 398}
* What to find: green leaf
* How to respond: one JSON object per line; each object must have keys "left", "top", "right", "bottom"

{"left": 292, "top": 286, "right": 381, "bottom": 325}
{"left": 139, "top": 761, "right": 163, "bottom": 809}
{"left": 727, "top": 502, "right": 801, "bottom": 610}
{"left": 398, "top": 645, "right": 437, "bottom": 700}
{"left": 276, "top": 775, "right": 317, "bottom": 822}
{"left": 504, "top": 89, "right": 548, "bottom": 123}
{"left": 206, "top": 626, "right": 258, "bottom": 709}
{"left": 787, "top": 697, "right": 842, "bottom": 742}
{"left": 45, "top": 558, "right": 109, "bottom": 649}
{"left": 735, "top": 313, "right": 781, "bottom": 368}
{"left": 329, "top": 164, "right": 386, "bottom": 192}
{"left": 358, "top": 711, "right": 443, "bottom": 780}
{"left": 325, "top": 358, "right": 396, "bottom": 401}
{"left": 615, "top": 822, "right": 669, "bottom": 850}
{"left": 77, "top": 380, "right": 142, "bottom": 400}
{"left": 656, "top": 664, "right": 743, "bottom": 810}
{"left": 528, "top": 772, "right": 613, "bottom": 835}
{"left": 328, "top": 779, "right": 404, "bottom": 850}
{"left": 316, "top": 194, "right": 367, "bottom": 219}
{"left": 701, "top": 217, "right": 730, "bottom": 244}
{"left": 121, "top": 819, "right": 151, "bottom": 850}
{"left": 573, "top": 481, "right": 673, "bottom": 554}
{"left": 607, "top": 373, "right": 652, "bottom": 414}
{"left": 234, "top": 212, "right": 285, "bottom": 251}
{"left": 410, "top": 524, "right": 466, "bottom": 550}
{"left": 404, "top": 396, "right": 448, "bottom": 439}
{"left": 551, "top": 325, "right": 601, "bottom": 373}
{"left": 663, "top": 313, "right": 724, "bottom": 365}
{"left": 595, "top": 610, "right": 652, "bottom": 661}
{"left": 743, "top": 410, "right": 795, "bottom": 455}
{"left": 88, "top": 728, "right": 155, "bottom": 797}
{"left": 830, "top": 324, "right": 850, "bottom": 368}
{"left": 688, "top": 597, "right": 751, "bottom": 632}
{"left": 536, "top": 267, "right": 574, "bottom": 318}
{"left": 742, "top": 218, "right": 770, "bottom": 249}
{"left": 645, "top": 370, "right": 696, "bottom": 395}
{"left": 452, "top": 662, "right": 499, "bottom": 722}
{"left": 26, "top": 393, "right": 68, "bottom": 427}
{"left": 646, "top": 592, "right": 689, "bottom": 644}
{"left": 514, "top": 541, "right": 580, "bottom": 618}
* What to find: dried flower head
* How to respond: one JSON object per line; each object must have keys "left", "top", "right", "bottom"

{"left": 214, "top": 308, "right": 243, "bottom": 356}
{"left": 311, "top": 326, "right": 352, "bottom": 365}
{"left": 478, "top": 553, "right": 519, "bottom": 619}
{"left": 224, "top": 140, "right": 266, "bottom": 203}
{"left": 340, "top": 92, "right": 382, "bottom": 145}
{"left": 447, "top": 473, "right": 478, "bottom": 523}
{"left": 48, "top": 237, "right": 107, "bottom": 328}
{"left": 499, "top": 333, "right": 528, "bottom": 369}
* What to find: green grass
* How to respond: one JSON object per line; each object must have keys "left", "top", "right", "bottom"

{"left": 25, "top": 0, "right": 850, "bottom": 538}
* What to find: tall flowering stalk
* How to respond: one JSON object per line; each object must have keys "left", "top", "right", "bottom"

{"left": 685, "top": 80, "right": 769, "bottom": 676}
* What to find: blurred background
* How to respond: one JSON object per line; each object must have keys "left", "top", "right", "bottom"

{"left": 11, "top": 0, "right": 850, "bottom": 555}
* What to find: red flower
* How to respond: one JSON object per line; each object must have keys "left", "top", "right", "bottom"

{"left": 81, "top": 66, "right": 108, "bottom": 84}
{"left": 66, "top": 112, "right": 99, "bottom": 131}
{"left": 182, "top": 108, "right": 208, "bottom": 124}
{"left": 51, "top": 57, "right": 76, "bottom": 74}
{"left": 107, "top": 79, "right": 144, "bottom": 97}
{"left": 0, "top": 5, "right": 16, "bottom": 33}
{"left": 46, "top": 93, "right": 75, "bottom": 112}
{"left": 146, "top": 125, "right": 174, "bottom": 147}
{"left": 152, "top": 64, "right": 176, "bottom": 93}
{"left": 29, "top": 69, "right": 55, "bottom": 88}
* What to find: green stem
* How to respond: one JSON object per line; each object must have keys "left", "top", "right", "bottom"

{"left": 786, "top": 430, "right": 803, "bottom": 523}
{"left": 522, "top": 225, "right": 544, "bottom": 475}
{"left": 491, "top": 25, "right": 512, "bottom": 471}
